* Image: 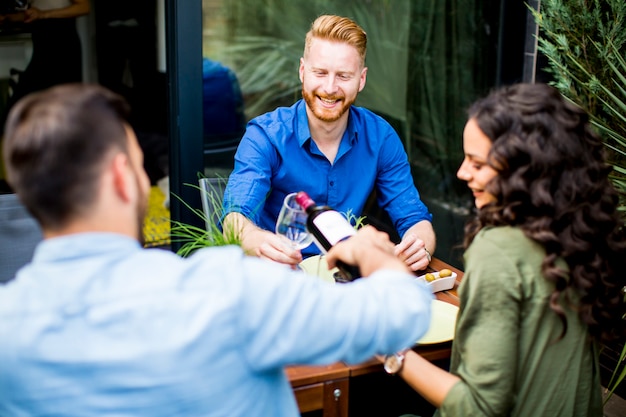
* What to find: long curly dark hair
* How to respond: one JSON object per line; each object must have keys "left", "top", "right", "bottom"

{"left": 463, "top": 83, "right": 626, "bottom": 343}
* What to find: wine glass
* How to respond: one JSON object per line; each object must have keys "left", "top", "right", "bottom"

{"left": 275, "top": 193, "right": 314, "bottom": 250}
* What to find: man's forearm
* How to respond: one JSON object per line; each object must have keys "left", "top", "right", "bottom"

{"left": 223, "top": 212, "right": 270, "bottom": 257}
{"left": 223, "top": 212, "right": 255, "bottom": 248}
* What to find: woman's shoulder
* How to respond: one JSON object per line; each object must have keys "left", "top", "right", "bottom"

{"left": 464, "top": 226, "right": 546, "bottom": 290}
{"left": 469, "top": 226, "right": 544, "bottom": 261}
{"left": 475, "top": 226, "right": 533, "bottom": 246}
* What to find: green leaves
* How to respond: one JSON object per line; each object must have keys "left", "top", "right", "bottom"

{"left": 533, "top": 0, "right": 626, "bottom": 216}
{"left": 170, "top": 177, "right": 242, "bottom": 258}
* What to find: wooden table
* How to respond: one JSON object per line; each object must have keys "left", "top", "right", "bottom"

{"left": 287, "top": 363, "right": 350, "bottom": 417}
{"left": 288, "top": 257, "right": 463, "bottom": 416}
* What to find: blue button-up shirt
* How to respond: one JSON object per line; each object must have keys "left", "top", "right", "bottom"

{"left": 223, "top": 100, "right": 432, "bottom": 256}
{"left": 0, "top": 233, "right": 432, "bottom": 417}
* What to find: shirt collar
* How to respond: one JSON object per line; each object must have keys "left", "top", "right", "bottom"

{"left": 345, "top": 109, "right": 359, "bottom": 145}
{"left": 295, "top": 100, "right": 359, "bottom": 147}
{"left": 295, "top": 100, "right": 311, "bottom": 148}
{"left": 33, "top": 233, "right": 142, "bottom": 263}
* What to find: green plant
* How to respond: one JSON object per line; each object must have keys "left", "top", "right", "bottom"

{"left": 532, "top": 0, "right": 626, "bottom": 403}
{"left": 344, "top": 209, "right": 367, "bottom": 230}
{"left": 531, "top": 0, "right": 626, "bottom": 214}
{"left": 170, "top": 177, "right": 242, "bottom": 257}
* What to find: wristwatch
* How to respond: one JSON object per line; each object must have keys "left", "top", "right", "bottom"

{"left": 383, "top": 349, "right": 409, "bottom": 375}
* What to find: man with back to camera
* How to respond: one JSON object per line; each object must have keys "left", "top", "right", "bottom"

{"left": 222, "top": 14, "right": 436, "bottom": 271}
{"left": 0, "top": 83, "right": 432, "bottom": 416}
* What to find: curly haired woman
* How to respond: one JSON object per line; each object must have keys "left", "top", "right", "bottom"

{"left": 389, "top": 83, "right": 626, "bottom": 416}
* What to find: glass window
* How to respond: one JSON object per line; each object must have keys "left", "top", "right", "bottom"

{"left": 201, "top": 0, "right": 508, "bottom": 266}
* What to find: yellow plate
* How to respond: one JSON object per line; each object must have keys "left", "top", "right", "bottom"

{"left": 299, "top": 255, "right": 337, "bottom": 284}
{"left": 416, "top": 300, "right": 459, "bottom": 345}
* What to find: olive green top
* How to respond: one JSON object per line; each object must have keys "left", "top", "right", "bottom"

{"left": 437, "top": 226, "right": 602, "bottom": 417}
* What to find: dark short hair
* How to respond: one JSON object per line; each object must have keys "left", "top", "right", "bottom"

{"left": 3, "top": 83, "right": 131, "bottom": 230}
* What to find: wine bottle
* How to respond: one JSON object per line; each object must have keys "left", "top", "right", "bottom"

{"left": 295, "top": 191, "right": 361, "bottom": 282}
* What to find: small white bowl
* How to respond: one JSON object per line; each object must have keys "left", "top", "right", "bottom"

{"left": 416, "top": 271, "right": 458, "bottom": 293}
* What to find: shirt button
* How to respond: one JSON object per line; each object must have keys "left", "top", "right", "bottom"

{"left": 330, "top": 181, "right": 335, "bottom": 186}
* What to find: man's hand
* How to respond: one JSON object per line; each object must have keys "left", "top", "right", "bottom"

{"left": 395, "top": 234, "right": 430, "bottom": 272}
{"left": 224, "top": 212, "right": 302, "bottom": 267}
{"left": 326, "top": 226, "right": 410, "bottom": 277}
{"left": 250, "top": 229, "right": 303, "bottom": 266}
{"left": 394, "top": 220, "right": 436, "bottom": 272}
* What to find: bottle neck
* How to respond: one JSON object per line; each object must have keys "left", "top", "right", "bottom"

{"left": 295, "top": 191, "right": 316, "bottom": 211}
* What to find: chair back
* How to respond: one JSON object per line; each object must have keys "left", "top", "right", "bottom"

{"left": 0, "top": 193, "right": 43, "bottom": 283}
{"left": 198, "top": 177, "right": 227, "bottom": 231}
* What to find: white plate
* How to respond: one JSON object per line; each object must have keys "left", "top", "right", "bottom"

{"left": 416, "top": 300, "right": 459, "bottom": 345}
{"left": 416, "top": 270, "right": 457, "bottom": 293}
{"left": 299, "top": 255, "right": 337, "bottom": 284}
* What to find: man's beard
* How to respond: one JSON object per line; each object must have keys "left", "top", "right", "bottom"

{"left": 302, "top": 86, "right": 354, "bottom": 122}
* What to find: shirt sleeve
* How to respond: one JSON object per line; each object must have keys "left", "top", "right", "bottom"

{"left": 236, "top": 256, "right": 434, "bottom": 371}
{"left": 374, "top": 128, "right": 432, "bottom": 237}
{"left": 223, "top": 123, "right": 277, "bottom": 224}
{"left": 438, "top": 234, "right": 522, "bottom": 416}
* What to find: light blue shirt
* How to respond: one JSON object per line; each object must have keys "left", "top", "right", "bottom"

{"left": 0, "top": 233, "right": 432, "bottom": 416}
{"left": 223, "top": 100, "right": 432, "bottom": 256}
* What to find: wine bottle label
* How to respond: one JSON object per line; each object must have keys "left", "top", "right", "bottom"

{"left": 312, "top": 211, "right": 356, "bottom": 245}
